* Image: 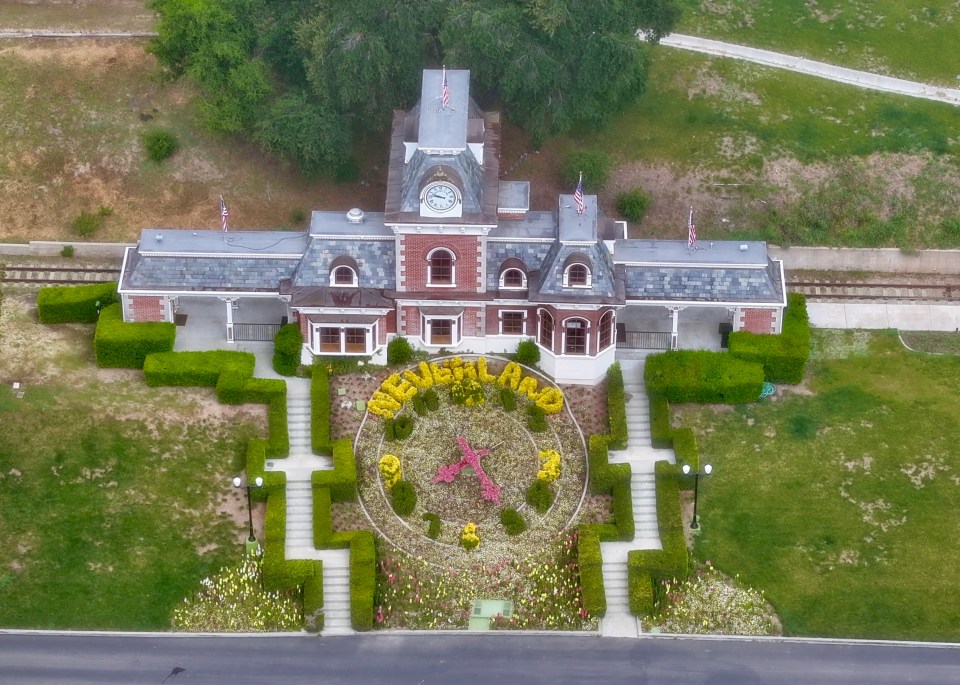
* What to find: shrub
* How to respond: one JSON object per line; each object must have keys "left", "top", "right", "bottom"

{"left": 525, "top": 478, "right": 554, "bottom": 513}
{"left": 334, "top": 158, "right": 360, "bottom": 183}
{"left": 606, "top": 362, "right": 628, "bottom": 450}
{"left": 244, "top": 438, "right": 286, "bottom": 500}
{"left": 60, "top": 245, "right": 75, "bottom": 258}
{"left": 142, "top": 128, "right": 179, "bottom": 162}
{"left": 578, "top": 527, "right": 606, "bottom": 616}
{"left": 526, "top": 404, "right": 548, "bottom": 432}
{"left": 38, "top": 281, "right": 116, "bottom": 324}
{"left": 563, "top": 149, "right": 612, "bottom": 190}
{"left": 672, "top": 427, "right": 699, "bottom": 478}
{"left": 392, "top": 415, "right": 415, "bottom": 440}
{"left": 311, "top": 364, "right": 331, "bottom": 454}
{"left": 272, "top": 323, "right": 302, "bottom": 376}
{"left": 616, "top": 188, "right": 651, "bottom": 223}
{"left": 498, "top": 387, "right": 517, "bottom": 412}
{"left": 94, "top": 304, "right": 175, "bottom": 368}
{"left": 536, "top": 449, "right": 561, "bottom": 483}
{"left": 312, "top": 439, "right": 358, "bottom": 502}
{"left": 422, "top": 388, "right": 439, "bottom": 411}
{"left": 143, "top": 350, "right": 255, "bottom": 388}
{"left": 650, "top": 394, "right": 672, "bottom": 448}
{"left": 387, "top": 336, "right": 414, "bottom": 365}
{"left": 629, "top": 570, "right": 655, "bottom": 616}
{"left": 611, "top": 481, "right": 635, "bottom": 541}
{"left": 391, "top": 479, "right": 417, "bottom": 517}
{"left": 644, "top": 350, "right": 764, "bottom": 404}
{"left": 588, "top": 434, "right": 631, "bottom": 495}
{"left": 422, "top": 512, "right": 442, "bottom": 539}
{"left": 460, "top": 522, "right": 480, "bottom": 550}
{"left": 728, "top": 293, "right": 812, "bottom": 384}
{"left": 350, "top": 532, "right": 376, "bottom": 631}
{"left": 515, "top": 338, "right": 540, "bottom": 366}
{"left": 500, "top": 508, "right": 527, "bottom": 536}
{"left": 378, "top": 454, "right": 402, "bottom": 490}
{"left": 303, "top": 565, "right": 324, "bottom": 632}
{"left": 411, "top": 394, "right": 428, "bottom": 415}
{"left": 71, "top": 210, "right": 104, "bottom": 237}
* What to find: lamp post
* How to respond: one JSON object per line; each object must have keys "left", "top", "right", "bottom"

{"left": 682, "top": 463, "right": 713, "bottom": 530}
{"left": 233, "top": 475, "right": 263, "bottom": 545}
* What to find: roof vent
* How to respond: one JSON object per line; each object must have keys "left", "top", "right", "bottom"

{"left": 156, "top": 233, "right": 163, "bottom": 242}
{"left": 739, "top": 244, "right": 749, "bottom": 251}
{"left": 346, "top": 208, "right": 365, "bottom": 224}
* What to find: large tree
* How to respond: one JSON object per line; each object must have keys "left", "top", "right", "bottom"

{"left": 148, "top": 0, "right": 681, "bottom": 175}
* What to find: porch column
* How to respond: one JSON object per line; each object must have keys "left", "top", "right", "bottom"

{"left": 669, "top": 306, "right": 684, "bottom": 350}
{"left": 220, "top": 297, "right": 237, "bottom": 343}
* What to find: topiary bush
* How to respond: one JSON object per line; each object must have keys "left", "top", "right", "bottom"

{"left": 500, "top": 508, "right": 527, "bottom": 535}
{"left": 616, "top": 188, "right": 651, "bottom": 223}
{"left": 272, "top": 323, "right": 302, "bottom": 376}
{"left": 387, "top": 336, "right": 414, "bottom": 365}
{"left": 142, "top": 128, "right": 179, "bottom": 162}
{"left": 422, "top": 388, "right": 439, "bottom": 411}
{"left": 644, "top": 350, "right": 764, "bottom": 404}
{"left": 563, "top": 149, "right": 612, "bottom": 190}
{"left": 525, "top": 478, "right": 554, "bottom": 514}
{"left": 515, "top": 338, "right": 540, "bottom": 366}
{"left": 392, "top": 414, "right": 415, "bottom": 440}
{"left": 391, "top": 479, "right": 417, "bottom": 517}
{"left": 650, "top": 394, "right": 672, "bottom": 449}
{"left": 578, "top": 527, "right": 606, "bottom": 616}
{"left": 728, "top": 293, "right": 812, "bottom": 384}
{"left": 38, "top": 281, "right": 116, "bottom": 323}
{"left": 422, "top": 512, "right": 442, "bottom": 539}
{"left": 606, "top": 362, "right": 628, "bottom": 450}
{"left": 349, "top": 532, "right": 376, "bottom": 631}
{"left": 526, "top": 404, "right": 548, "bottom": 433}
{"left": 311, "top": 363, "right": 331, "bottom": 454}
{"left": 94, "top": 304, "right": 176, "bottom": 368}
{"left": 411, "top": 394, "right": 428, "bottom": 415}
{"left": 498, "top": 387, "right": 517, "bottom": 411}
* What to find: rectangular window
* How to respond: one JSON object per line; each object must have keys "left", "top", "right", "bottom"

{"left": 539, "top": 312, "right": 554, "bottom": 348}
{"left": 500, "top": 311, "right": 525, "bottom": 335}
{"left": 565, "top": 321, "right": 587, "bottom": 354}
{"left": 345, "top": 328, "right": 366, "bottom": 353}
{"left": 319, "top": 328, "right": 340, "bottom": 353}
{"left": 431, "top": 319, "right": 453, "bottom": 345}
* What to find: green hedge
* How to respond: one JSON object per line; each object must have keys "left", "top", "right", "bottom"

{"left": 311, "top": 439, "right": 357, "bottom": 502}
{"left": 244, "top": 438, "right": 287, "bottom": 502}
{"left": 391, "top": 479, "right": 417, "bottom": 516}
{"left": 311, "top": 486, "right": 355, "bottom": 549}
{"left": 671, "top": 427, "right": 699, "bottom": 478}
{"left": 273, "top": 323, "right": 303, "bottom": 376}
{"left": 729, "top": 293, "right": 812, "bottom": 384}
{"left": 311, "top": 365, "right": 331, "bottom": 455}
{"left": 606, "top": 362, "right": 628, "bottom": 450}
{"left": 144, "top": 350, "right": 255, "bottom": 388}
{"left": 261, "top": 490, "right": 314, "bottom": 592}
{"left": 350, "top": 531, "right": 376, "bottom": 631}
{"left": 644, "top": 350, "right": 764, "bottom": 404}
{"left": 611, "top": 481, "right": 635, "bottom": 541}
{"left": 588, "top": 434, "right": 631, "bottom": 495}
{"left": 94, "top": 303, "right": 176, "bottom": 368}
{"left": 37, "top": 281, "right": 116, "bottom": 323}
{"left": 650, "top": 395, "right": 672, "bottom": 448}
{"left": 303, "top": 564, "right": 324, "bottom": 632}
{"left": 578, "top": 527, "right": 606, "bottom": 617}
{"left": 628, "top": 570, "right": 655, "bottom": 616}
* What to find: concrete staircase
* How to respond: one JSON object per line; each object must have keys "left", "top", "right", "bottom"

{"left": 265, "top": 377, "right": 352, "bottom": 635}
{"left": 599, "top": 358, "right": 675, "bottom": 638}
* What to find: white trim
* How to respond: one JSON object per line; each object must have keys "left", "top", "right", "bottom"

{"left": 560, "top": 316, "right": 590, "bottom": 356}
{"left": 426, "top": 246, "right": 457, "bottom": 287}
{"left": 563, "top": 263, "right": 592, "bottom": 288}
{"left": 498, "top": 309, "right": 527, "bottom": 336}
{"left": 537, "top": 308, "right": 555, "bottom": 349}
{"left": 420, "top": 311, "right": 463, "bottom": 347}
{"left": 499, "top": 267, "right": 527, "bottom": 289}
{"left": 312, "top": 321, "right": 380, "bottom": 356}
{"left": 598, "top": 310, "right": 616, "bottom": 350}
{"left": 329, "top": 265, "right": 359, "bottom": 287}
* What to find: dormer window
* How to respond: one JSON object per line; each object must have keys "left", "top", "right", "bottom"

{"left": 500, "top": 268, "right": 526, "bottom": 290}
{"left": 329, "top": 256, "right": 359, "bottom": 287}
{"left": 564, "top": 263, "right": 591, "bottom": 288}
{"left": 427, "top": 247, "right": 456, "bottom": 286}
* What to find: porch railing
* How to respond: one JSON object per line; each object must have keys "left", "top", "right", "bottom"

{"left": 616, "top": 329, "right": 672, "bottom": 350}
{"left": 233, "top": 323, "right": 283, "bottom": 342}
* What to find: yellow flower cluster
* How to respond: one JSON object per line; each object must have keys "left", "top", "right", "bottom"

{"left": 460, "top": 522, "right": 481, "bottom": 550}
{"left": 367, "top": 356, "right": 565, "bottom": 418}
{"left": 378, "top": 454, "right": 402, "bottom": 489}
{"left": 537, "top": 449, "right": 561, "bottom": 483}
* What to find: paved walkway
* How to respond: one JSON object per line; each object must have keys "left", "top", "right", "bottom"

{"left": 599, "top": 358, "right": 676, "bottom": 638}
{"left": 264, "top": 377, "right": 353, "bottom": 635}
{"left": 807, "top": 303, "right": 960, "bottom": 331}
{"left": 658, "top": 33, "right": 960, "bottom": 106}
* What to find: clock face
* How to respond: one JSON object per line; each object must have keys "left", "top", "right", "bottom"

{"left": 424, "top": 183, "right": 458, "bottom": 212}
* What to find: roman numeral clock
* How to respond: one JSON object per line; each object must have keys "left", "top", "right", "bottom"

{"left": 420, "top": 174, "right": 463, "bottom": 218}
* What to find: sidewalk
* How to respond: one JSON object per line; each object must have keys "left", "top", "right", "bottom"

{"left": 658, "top": 33, "right": 960, "bottom": 107}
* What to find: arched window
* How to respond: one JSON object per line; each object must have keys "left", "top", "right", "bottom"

{"left": 427, "top": 248, "right": 455, "bottom": 286}
{"left": 564, "top": 263, "right": 591, "bottom": 288}
{"left": 331, "top": 266, "right": 357, "bottom": 287}
{"left": 563, "top": 317, "right": 589, "bottom": 355}
{"left": 599, "top": 311, "right": 615, "bottom": 350}
{"left": 538, "top": 310, "right": 554, "bottom": 348}
{"left": 500, "top": 268, "right": 526, "bottom": 289}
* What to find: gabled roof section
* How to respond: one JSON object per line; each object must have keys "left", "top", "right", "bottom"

{"left": 530, "top": 239, "right": 623, "bottom": 304}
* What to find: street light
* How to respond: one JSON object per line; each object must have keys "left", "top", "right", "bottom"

{"left": 682, "top": 463, "right": 713, "bottom": 530}
{"left": 233, "top": 475, "right": 263, "bottom": 543}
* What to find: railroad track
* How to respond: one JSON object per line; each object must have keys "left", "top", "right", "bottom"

{"left": 787, "top": 281, "right": 959, "bottom": 303}
{"left": 1, "top": 265, "right": 121, "bottom": 286}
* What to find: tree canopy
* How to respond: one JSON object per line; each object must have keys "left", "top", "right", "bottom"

{"left": 148, "top": 0, "right": 681, "bottom": 176}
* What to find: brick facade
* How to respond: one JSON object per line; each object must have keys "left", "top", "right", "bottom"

{"left": 398, "top": 234, "right": 483, "bottom": 292}
{"left": 739, "top": 307, "right": 775, "bottom": 334}
{"left": 487, "top": 305, "right": 534, "bottom": 336}
{"left": 129, "top": 295, "right": 165, "bottom": 322}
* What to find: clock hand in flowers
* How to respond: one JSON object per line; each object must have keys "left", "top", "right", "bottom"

{"left": 432, "top": 435, "right": 501, "bottom": 505}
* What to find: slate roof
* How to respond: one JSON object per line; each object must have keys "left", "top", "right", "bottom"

{"left": 291, "top": 235, "right": 396, "bottom": 289}
{"left": 530, "top": 238, "right": 624, "bottom": 305}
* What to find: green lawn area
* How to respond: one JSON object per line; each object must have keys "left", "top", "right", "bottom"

{"left": 678, "top": 0, "right": 960, "bottom": 84}
{"left": 0, "top": 376, "right": 260, "bottom": 629}
{"left": 676, "top": 330, "right": 960, "bottom": 640}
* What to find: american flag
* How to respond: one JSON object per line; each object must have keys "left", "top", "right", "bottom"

{"left": 574, "top": 172, "right": 585, "bottom": 215}
{"left": 441, "top": 66, "right": 450, "bottom": 109}
{"left": 220, "top": 195, "right": 229, "bottom": 233}
{"left": 688, "top": 208, "right": 697, "bottom": 248}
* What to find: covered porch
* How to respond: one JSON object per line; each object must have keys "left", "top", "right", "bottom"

{"left": 615, "top": 305, "right": 730, "bottom": 359}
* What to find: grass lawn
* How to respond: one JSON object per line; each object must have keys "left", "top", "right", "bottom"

{"left": 675, "top": 330, "right": 960, "bottom": 640}
{"left": 0, "top": 292, "right": 265, "bottom": 629}
{"left": 679, "top": 0, "right": 960, "bottom": 84}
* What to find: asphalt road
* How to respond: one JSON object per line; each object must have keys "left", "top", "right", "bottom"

{"left": 2, "top": 632, "right": 960, "bottom": 685}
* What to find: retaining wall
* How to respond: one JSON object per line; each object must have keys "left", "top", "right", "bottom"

{"left": 0, "top": 241, "right": 133, "bottom": 259}
{"left": 769, "top": 247, "right": 960, "bottom": 274}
